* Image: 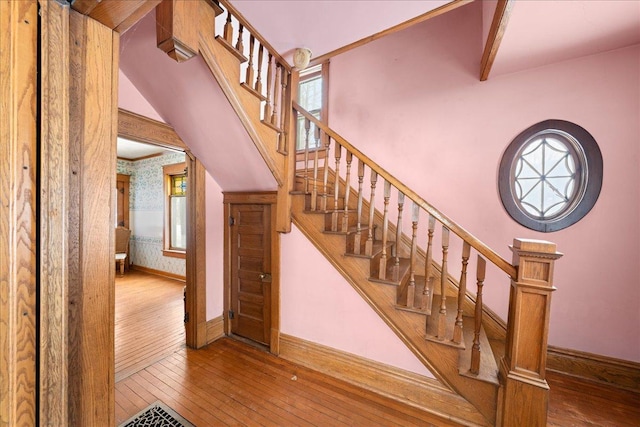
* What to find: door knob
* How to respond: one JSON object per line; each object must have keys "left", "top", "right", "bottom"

{"left": 259, "top": 273, "right": 272, "bottom": 282}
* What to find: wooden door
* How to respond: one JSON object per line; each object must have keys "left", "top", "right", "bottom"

{"left": 229, "top": 203, "right": 272, "bottom": 345}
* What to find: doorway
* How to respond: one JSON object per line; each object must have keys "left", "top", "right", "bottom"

{"left": 224, "top": 192, "right": 280, "bottom": 353}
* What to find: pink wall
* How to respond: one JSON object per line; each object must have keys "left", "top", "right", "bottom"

{"left": 281, "top": 227, "right": 433, "bottom": 377}
{"left": 318, "top": 2, "right": 639, "bottom": 361}
{"left": 118, "top": 70, "right": 164, "bottom": 122}
{"left": 205, "top": 172, "right": 224, "bottom": 320}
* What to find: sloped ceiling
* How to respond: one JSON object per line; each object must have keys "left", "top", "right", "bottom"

{"left": 119, "top": 9, "right": 277, "bottom": 192}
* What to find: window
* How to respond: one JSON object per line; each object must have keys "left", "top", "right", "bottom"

{"left": 296, "top": 63, "right": 327, "bottom": 151}
{"left": 163, "top": 162, "right": 187, "bottom": 257}
{"left": 499, "top": 120, "right": 602, "bottom": 232}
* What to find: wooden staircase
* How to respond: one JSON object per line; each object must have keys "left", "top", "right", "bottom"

{"left": 155, "top": 1, "right": 563, "bottom": 425}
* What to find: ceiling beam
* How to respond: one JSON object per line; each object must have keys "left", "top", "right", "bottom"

{"left": 71, "top": 0, "right": 161, "bottom": 33}
{"left": 310, "top": 0, "right": 474, "bottom": 67}
{"left": 480, "top": 0, "right": 514, "bottom": 81}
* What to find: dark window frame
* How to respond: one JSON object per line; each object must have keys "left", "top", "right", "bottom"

{"left": 498, "top": 119, "right": 603, "bottom": 232}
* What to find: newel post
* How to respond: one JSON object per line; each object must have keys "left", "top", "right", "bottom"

{"left": 498, "top": 239, "right": 562, "bottom": 427}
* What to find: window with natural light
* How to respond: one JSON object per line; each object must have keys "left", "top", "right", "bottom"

{"left": 163, "top": 162, "right": 187, "bottom": 256}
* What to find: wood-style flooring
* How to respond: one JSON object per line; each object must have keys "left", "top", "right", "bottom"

{"left": 115, "top": 271, "right": 640, "bottom": 426}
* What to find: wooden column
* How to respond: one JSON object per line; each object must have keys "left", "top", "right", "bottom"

{"left": 0, "top": 1, "right": 38, "bottom": 425}
{"left": 68, "top": 11, "right": 119, "bottom": 425}
{"left": 156, "top": 0, "right": 200, "bottom": 62}
{"left": 498, "top": 239, "right": 562, "bottom": 427}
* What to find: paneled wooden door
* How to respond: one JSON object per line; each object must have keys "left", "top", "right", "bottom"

{"left": 229, "top": 203, "right": 272, "bottom": 345}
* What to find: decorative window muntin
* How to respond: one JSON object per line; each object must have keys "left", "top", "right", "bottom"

{"left": 499, "top": 120, "right": 602, "bottom": 232}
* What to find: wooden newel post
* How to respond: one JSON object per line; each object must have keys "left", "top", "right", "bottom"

{"left": 498, "top": 239, "right": 562, "bottom": 427}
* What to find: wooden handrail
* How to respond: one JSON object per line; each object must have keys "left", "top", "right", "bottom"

{"left": 218, "top": 0, "right": 292, "bottom": 71}
{"left": 293, "top": 101, "right": 517, "bottom": 279}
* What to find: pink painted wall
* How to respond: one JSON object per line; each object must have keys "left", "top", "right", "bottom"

{"left": 118, "top": 70, "right": 164, "bottom": 122}
{"left": 205, "top": 172, "right": 225, "bottom": 321}
{"left": 316, "top": 2, "right": 640, "bottom": 362}
{"left": 280, "top": 226, "right": 433, "bottom": 377}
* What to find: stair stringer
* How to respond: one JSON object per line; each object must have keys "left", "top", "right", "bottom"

{"left": 197, "top": 8, "right": 285, "bottom": 186}
{"left": 291, "top": 195, "right": 497, "bottom": 426}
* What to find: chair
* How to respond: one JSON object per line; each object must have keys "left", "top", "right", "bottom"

{"left": 115, "top": 227, "right": 131, "bottom": 276}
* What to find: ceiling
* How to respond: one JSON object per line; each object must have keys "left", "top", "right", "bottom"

{"left": 117, "top": 137, "right": 177, "bottom": 160}
{"left": 229, "top": 0, "right": 640, "bottom": 78}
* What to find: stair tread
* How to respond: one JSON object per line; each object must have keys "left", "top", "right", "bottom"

{"left": 396, "top": 275, "right": 433, "bottom": 314}
{"left": 215, "top": 36, "right": 248, "bottom": 63}
{"left": 425, "top": 294, "right": 465, "bottom": 350}
{"left": 369, "top": 257, "right": 411, "bottom": 286}
{"left": 458, "top": 316, "right": 500, "bottom": 386}
{"left": 345, "top": 240, "right": 389, "bottom": 259}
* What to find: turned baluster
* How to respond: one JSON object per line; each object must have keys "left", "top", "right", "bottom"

{"left": 302, "top": 117, "right": 311, "bottom": 194}
{"left": 254, "top": 44, "right": 264, "bottom": 94}
{"left": 407, "top": 203, "right": 419, "bottom": 308}
{"left": 271, "top": 64, "right": 280, "bottom": 126}
{"left": 379, "top": 181, "right": 391, "bottom": 280}
{"left": 331, "top": 143, "right": 342, "bottom": 231}
{"left": 279, "top": 70, "right": 288, "bottom": 152}
{"left": 311, "top": 125, "right": 320, "bottom": 210}
{"left": 392, "top": 192, "right": 405, "bottom": 282}
{"left": 263, "top": 53, "right": 273, "bottom": 121}
{"left": 342, "top": 152, "right": 353, "bottom": 232}
{"left": 321, "top": 134, "right": 331, "bottom": 211}
{"left": 421, "top": 215, "right": 436, "bottom": 309}
{"left": 235, "top": 24, "right": 244, "bottom": 53}
{"left": 437, "top": 226, "right": 450, "bottom": 340}
{"left": 223, "top": 12, "right": 233, "bottom": 44}
{"left": 470, "top": 256, "right": 486, "bottom": 375}
{"left": 364, "top": 171, "right": 378, "bottom": 256}
{"left": 453, "top": 242, "right": 471, "bottom": 344}
{"left": 353, "top": 160, "right": 365, "bottom": 255}
{"left": 245, "top": 35, "right": 255, "bottom": 86}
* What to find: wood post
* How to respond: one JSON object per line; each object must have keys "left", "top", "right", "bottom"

{"left": 156, "top": 0, "right": 200, "bottom": 62}
{"left": 498, "top": 238, "right": 562, "bottom": 427}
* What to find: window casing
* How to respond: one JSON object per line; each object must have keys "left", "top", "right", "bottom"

{"left": 296, "top": 63, "right": 328, "bottom": 152}
{"left": 163, "top": 162, "right": 187, "bottom": 257}
{"left": 499, "top": 120, "right": 602, "bottom": 232}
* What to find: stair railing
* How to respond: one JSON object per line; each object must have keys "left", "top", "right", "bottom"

{"left": 214, "top": 0, "right": 292, "bottom": 154}
{"left": 293, "top": 102, "right": 562, "bottom": 424}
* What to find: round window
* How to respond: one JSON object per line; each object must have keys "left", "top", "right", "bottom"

{"left": 499, "top": 120, "right": 602, "bottom": 232}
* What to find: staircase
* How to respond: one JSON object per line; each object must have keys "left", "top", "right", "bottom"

{"left": 155, "top": 1, "right": 562, "bottom": 425}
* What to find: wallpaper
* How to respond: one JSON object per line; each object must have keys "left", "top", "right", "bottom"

{"left": 117, "top": 151, "right": 186, "bottom": 276}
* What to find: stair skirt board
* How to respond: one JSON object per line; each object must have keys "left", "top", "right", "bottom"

{"left": 279, "top": 334, "right": 491, "bottom": 427}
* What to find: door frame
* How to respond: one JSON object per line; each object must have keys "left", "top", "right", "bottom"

{"left": 118, "top": 108, "right": 208, "bottom": 349}
{"left": 223, "top": 192, "right": 280, "bottom": 354}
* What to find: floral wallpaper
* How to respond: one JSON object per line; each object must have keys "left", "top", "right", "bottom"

{"left": 117, "top": 151, "right": 186, "bottom": 276}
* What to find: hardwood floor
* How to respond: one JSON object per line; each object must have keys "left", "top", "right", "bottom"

{"left": 115, "top": 270, "right": 186, "bottom": 382}
{"left": 115, "top": 271, "right": 640, "bottom": 426}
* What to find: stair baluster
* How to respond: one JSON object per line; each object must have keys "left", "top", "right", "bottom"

{"left": 331, "top": 143, "right": 342, "bottom": 231}
{"left": 453, "top": 242, "right": 471, "bottom": 344}
{"left": 321, "top": 133, "right": 330, "bottom": 211}
{"left": 437, "top": 226, "right": 450, "bottom": 340}
{"left": 364, "top": 171, "right": 377, "bottom": 256}
{"left": 420, "top": 215, "right": 436, "bottom": 309}
{"left": 223, "top": 11, "right": 233, "bottom": 44}
{"left": 353, "top": 160, "right": 365, "bottom": 255}
{"left": 342, "top": 151, "right": 353, "bottom": 232}
{"left": 235, "top": 23, "right": 244, "bottom": 53}
{"left": 311, "top": 124, "right": 320, "bottom": 210}
{"left": 245, "top": 35, "right": 255, "bottom": 86}
{"left": 392, "top": 192, "right": 405, "bottom": 282}
{"left": 271, "top": 64, "right": 280, "bottom": 126}
{"left": 254, "top": 43, "right": 263, "bottom": 94}
{"left": 379, "top": 181, "right": 391, "bottom": 280}
{"left": 470, "top": 256, "right": 486, "bottom": 374}
{"left": 263, "top": 53, "right": 273, "bottom": 121}
{"left": 279, "top": 70, "right": 289, "bottom": 152}
{"left": 302, "top": 117, "right": 310, "bottom": 194}
{"left": 407, "top": 203, "right": 419, "bottom": 308}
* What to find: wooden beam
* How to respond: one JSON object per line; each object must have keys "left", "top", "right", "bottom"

{"left": 310, "top": 0, "right": 474, "bottom": 67}
{"left": 68, "top": 10, "right": 119, "bottom": 425}
{"left": 71, "top": 0, "right": 161, "bottom": 33}
{"left": 118, "top": 108, "right": 188, "bottom": 151}
{"left": 39, "top": 0, "right": 70, "bottom": 424}
{"left": 156, "top": 0, "right": 199, "bottom": 62}
{"left": 0, "top": 1, "right": 38, "bottom": 425}
{"left": 480, "top": 0, "right": 514, "bottom": 81}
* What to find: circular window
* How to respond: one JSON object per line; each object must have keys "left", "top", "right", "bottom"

{"left": 499, "top": 120, "right": 602, "bottom": 232}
